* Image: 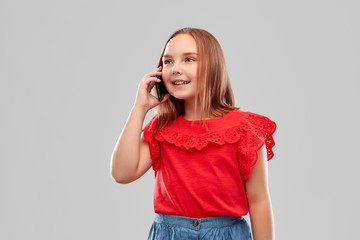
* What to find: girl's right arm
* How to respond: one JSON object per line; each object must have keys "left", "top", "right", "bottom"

{"left": 110, "top": 66, "right": 169, "bottom": 184}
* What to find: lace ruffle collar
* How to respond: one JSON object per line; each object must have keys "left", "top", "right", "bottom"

{"left": 150, "top": 110, "right": 275, "bottom": 150}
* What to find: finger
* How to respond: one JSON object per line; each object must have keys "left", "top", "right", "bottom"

{"left": 148, "top": 66, "right": 161, "bottom": 74}
{"left": 145, "top": 77, "right": 161, "bottom": 85}
{"left": 145, "top": 78, "right": 161, "bottom": 92}
{"left": 141, "top": 76, "right": 161, "bottom": 86}
{"left": 147, "top": 72, "right": 162, "bottom": 79}
{"left": 148, "top": 66, "right": 163, "bottom": 77}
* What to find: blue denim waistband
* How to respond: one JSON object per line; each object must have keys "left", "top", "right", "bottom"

{"left": 154, "top": 213, "right": 244, "bottom": 230}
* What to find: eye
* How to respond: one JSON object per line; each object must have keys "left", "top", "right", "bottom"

{"left": 163, "top": 59, "right": 172, "bottom": 65}
{"left": 186, "top": 57, "right": 196, "bottom": 62}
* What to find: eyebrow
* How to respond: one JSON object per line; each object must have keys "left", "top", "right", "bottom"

{"left": 163, "top": 52, "right": 198, "bottom": 58}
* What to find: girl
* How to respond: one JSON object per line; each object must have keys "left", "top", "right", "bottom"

{"left": 111, "top": 28, "right": 276, "bottom": 240}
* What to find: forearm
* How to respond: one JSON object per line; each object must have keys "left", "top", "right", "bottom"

{"left": 248, "top": 198, "right": 274, "bottom": 240}
{"left": 111, "top": 105, "right": 148, "bottom": 183}
{"left": 110, "top": 66, "right": 168, "bottom": 183}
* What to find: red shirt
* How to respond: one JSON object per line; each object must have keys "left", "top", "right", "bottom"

{"left": 142, "top": 109, "right": 276, "bottom": 218}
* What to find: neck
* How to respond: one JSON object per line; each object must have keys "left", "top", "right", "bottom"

{"left": 182, "top": 99, "right": 204, "bottom": 121}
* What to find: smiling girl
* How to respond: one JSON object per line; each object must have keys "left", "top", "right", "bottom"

{"left": 111, "top": 28, "right": 277, "bottom": 240}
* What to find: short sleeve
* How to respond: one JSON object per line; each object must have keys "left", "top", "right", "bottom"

{"left": 237, "top": 112, "right": 276, "bottom": 181}
{"left": 142, "top": 116, "right": 160, "bottom": 176}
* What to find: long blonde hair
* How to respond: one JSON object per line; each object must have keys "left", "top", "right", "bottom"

{"left": 154, "top": 28, "right": 238, "bottom": 133}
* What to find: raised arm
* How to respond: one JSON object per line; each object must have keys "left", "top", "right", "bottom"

{"left": 244, "top": 144, "right": 275, "bottom": 240}
{"left": 110, "top": 66, "right": 169, "bottom": 184}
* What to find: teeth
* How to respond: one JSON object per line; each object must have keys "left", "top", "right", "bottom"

{"left": 173, "top": 81, "right": 190, "bottom": 85}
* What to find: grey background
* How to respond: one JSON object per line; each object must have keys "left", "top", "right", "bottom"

{"left": 1, "top": 0, "right": 359, "bottom": 239}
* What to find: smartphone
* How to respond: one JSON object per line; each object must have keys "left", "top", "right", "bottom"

{"left": 155, "top": 75, "right": 168, "bottom": 102}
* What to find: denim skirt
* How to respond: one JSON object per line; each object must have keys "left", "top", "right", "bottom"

{"left": 147, "top": 213, "right": 252, "bottom": 240}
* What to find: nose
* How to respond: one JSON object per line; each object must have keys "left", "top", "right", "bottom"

{"left": 172, "top": 62, "right": 182, "bottom": 75}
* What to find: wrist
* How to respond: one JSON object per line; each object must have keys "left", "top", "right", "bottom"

{"left": 131, "top": 103, "right": 150, "bottom": 117}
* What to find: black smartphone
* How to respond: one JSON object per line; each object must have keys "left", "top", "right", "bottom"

{"left": 155, "top": 75, "right": 168, "bottom": 102}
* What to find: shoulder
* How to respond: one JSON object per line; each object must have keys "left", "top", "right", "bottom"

{"left": 226, "top": 108, "right": 272, "bottom": 119}
{"left": 228, "top": 109, "right": 276, "bottom": 128}
{"left": 214, "top": 109, "right": 274, "bottom": 128}
{"left": 241, "top": 110, "right": 276, "bottom": 134}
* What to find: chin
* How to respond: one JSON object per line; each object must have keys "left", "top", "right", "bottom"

{"left": 168, "top": 89, "right": 196, "bottom": 101}
{"left": 173, "top": 95, "right": 195, "bottom": 101}
{"left": 171, "top": 94, "right": 186, "bottom": 100}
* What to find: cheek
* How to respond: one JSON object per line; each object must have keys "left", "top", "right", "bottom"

{"left": 189, "top": 65, "right": 198, "bottom": 79}
{"left": 162, "top": 68, "right": 171, "bottom": 82}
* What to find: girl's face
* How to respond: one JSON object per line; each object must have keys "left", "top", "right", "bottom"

{"left": 162, "top": 34, "right": 198, "bottom": 101}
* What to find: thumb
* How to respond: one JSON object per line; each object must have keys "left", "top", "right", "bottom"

{"left": 160, "top": 93, "right": 171, "bottom": 103}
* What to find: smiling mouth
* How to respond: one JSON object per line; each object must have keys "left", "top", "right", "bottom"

{"left": 172, "top": 81, "right": 190, "bottom": 85}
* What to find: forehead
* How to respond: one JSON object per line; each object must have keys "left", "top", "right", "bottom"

{"left": 164, "top": 34, "right": 197, "bottom": 55}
